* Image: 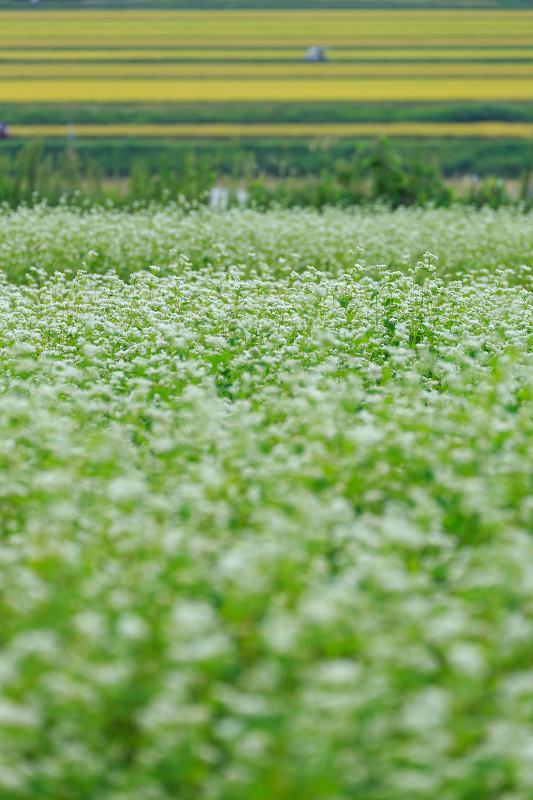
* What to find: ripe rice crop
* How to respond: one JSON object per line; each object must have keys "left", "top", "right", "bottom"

{"left": 1, "top": 10, "right": 532, "bottom": 48}
{"left": 3, "top": 46, "right": 533, "bottom": 62}
{"left": 12, "top": 120, "right": 533, "bottom": 139}
{"left": 2, "top": 10, "right": 533, "bottom": 107}
{"left": 3, "top": 76, "right": 533, "bottom": 103}
{"left": 0, "top": 48, "right": 311, "bottom": 62}
{"left": 6, "top": 61, "right": 533, "bottom": 78}
{"left": 3, "top": 204, "right": 533, "bottom": 798}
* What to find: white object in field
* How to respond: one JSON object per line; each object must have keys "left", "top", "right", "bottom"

{"left": 237, "top": 188, "right": 249, "bottom": 205}
{"left": 304, "top": 46, "right": 328, "bottom": 62}
{"left": 210, "top": 186, "right": 229, "bottom": 211}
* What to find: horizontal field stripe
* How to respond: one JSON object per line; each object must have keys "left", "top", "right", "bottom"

{"left": 4, "top": 47, "right": 533, "bottom": 63}
{"left": 5, "top": 47, "right": 533, "bottom": 64}
{"left": 3, "top": 77, "right": 533, "bottom": 103}
{"left": 5, "top": 37, "right": 533, "bottom": 49}
{"left": 4, "top": 62, "right": 533, "bottom": 78}
{"left": 10, "top": 122, "right": 533, "bottom": 139}
{"left": 1, "top": 11, "right": 533, "bottom": 48}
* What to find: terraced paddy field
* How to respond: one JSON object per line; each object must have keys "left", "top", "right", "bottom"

{"left": 4, "top": 204, "right": 533, "bottom": 798}
{"left": 1, "top": 9, "right": 533, "bottom": 106}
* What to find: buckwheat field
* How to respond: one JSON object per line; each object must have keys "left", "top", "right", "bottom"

{"left": 4, "top": 202, "right": 533, "bottom": 799}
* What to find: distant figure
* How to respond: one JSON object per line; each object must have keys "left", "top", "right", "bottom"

{"left": 0, "top": 123, "right": 11, "bottom": 139}
{"left": 304, "top": 46, "right": 328, "bottom": 62}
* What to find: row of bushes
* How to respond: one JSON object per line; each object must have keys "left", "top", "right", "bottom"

{"left": 3, "top": 133, "right": 532, "bottom": 179}
{"left": 5, "top": 102, "right": 533, "bottom": 125}
{"left": 0, "top": 140, "right": 215, "bottom": 208}
{"left": 0, "top": 137, "right": 521, "bottom": 210}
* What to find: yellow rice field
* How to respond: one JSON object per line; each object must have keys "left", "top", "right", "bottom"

{"left": 4, "top": 61, "right": 533, "bottom": 79}
{"left": 3, "top": 77, "right": 533, "bottom": 103}
{"left": 1, "top": 10, "right": 533, "bottom": 106}
{"left": 1, "top": 10, "right": 533, "bottom": 48}
{"left": 3, "top": 47, "right": 533, "bottom": 63}
{"left": 11, "top": 121, "right": 533, "bottom": 139}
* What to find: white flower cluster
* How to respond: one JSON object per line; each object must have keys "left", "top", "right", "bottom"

{"left": 1, "top": 202, "right": 533, "bottom": 282}
{"left": 1, "top": 206, "right": 533, "bottom": 798}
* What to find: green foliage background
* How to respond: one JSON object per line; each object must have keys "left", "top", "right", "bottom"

{"left": 4, "top": 102, "right": 533, "bottom": 178}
